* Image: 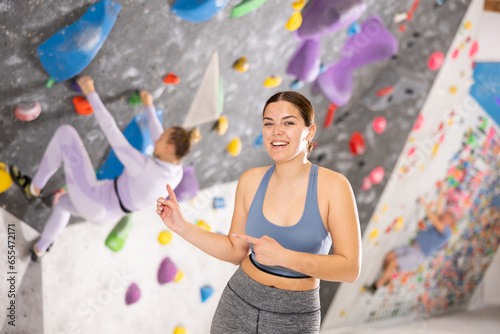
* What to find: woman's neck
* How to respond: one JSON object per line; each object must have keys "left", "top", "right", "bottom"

{"left": 273, "top": 154, "right": 311, "bottom": 183}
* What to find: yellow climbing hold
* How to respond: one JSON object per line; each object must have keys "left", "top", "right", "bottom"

{"left": 159, "top": 231, "right": 173, "bottom": 245}
{"left": 368, "top": 229, "right": 378, "bottom": 241}
{"left": 227, "top": 137, "right": 242, "bottom": 156}
{"left": 394, "top": 217, "right": 404, "bottom": 231}
{"left": 292, "top": 0, "right": 305, "bottom": 10}
{"left": 197, "top": 220, "right": 212, "bottom": 232}
{"left": 0, "top": 163, "right": 13, "bottom": 193}
{"left": 419, "top": 164, "right": 425, "bottom": 171}
{"left": 173, "top": 327, "right": 187, "bottom": 334}
{"left": 285, "top": 12, "right": 302, "bottom": 31}
{"left": 464, "top": 21, "right": 471, "bottom": 30}
{"left": 432, "top": 143, "right": 439, "bottom": 157}
{"left": 263, "top": 76, "right": 282, "bottom": 88}
{"left": 373, "top": 214, "right": 380, "bottom": 223}
{"left": 215, "top": 116, "right": 229, "bottom": 136}
{"left": 174, "top": 270, "right": 184, "bottom": 282}
{"left": 233, "top": 57, "right": 249, "bottom": 72}
{"left": 340, "top": 310, "right": 346, "bottom": 317}
{"left": 382, "top": 204, "right": 388, "bottom": 212}
{"left": 449, "top": 86, "right": 457, "bottom": 95}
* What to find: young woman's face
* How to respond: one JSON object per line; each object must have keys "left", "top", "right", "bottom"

{"left": 262, "top": 101, "right": 314, "bottom": 162}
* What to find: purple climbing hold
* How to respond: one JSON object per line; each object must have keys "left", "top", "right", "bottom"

{"left": 294, "top": 0, "right": 366, "bottom": 41}
{"left": 125, "top": 282, "right": 141, "bottom": 305}
{"left": 172, "top": 165, "right": 199, "bottom": 202}
{"left": 157, "top": 257, "right": 178, "bottom": 284}
{"left": 315, "top": 15, "right": 398, "bottom": 106}
{"left": 286, "top": 39, "right": 321, "bottom": 82}
{"left": 72, "top": 80, "right": 82, "bottom": 93}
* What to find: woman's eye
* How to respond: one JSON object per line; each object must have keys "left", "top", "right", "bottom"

{"left": 264, "top": 123, "right": 273, "bottom": 126}
{"left": 285, "top": 122, "right": 294, "bottom": 125}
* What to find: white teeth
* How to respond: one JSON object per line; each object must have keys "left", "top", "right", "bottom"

{"left": 272, "top": 142, "right": 288, "bottom": 146}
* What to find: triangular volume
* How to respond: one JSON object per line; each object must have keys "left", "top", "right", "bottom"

{"left": 183, "top": 51, "right": 223, "bottom": 128}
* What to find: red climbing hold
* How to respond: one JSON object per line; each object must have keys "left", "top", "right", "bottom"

{"left": 163, "top": 73, "right": 180, "bottom": 84}
{"left": 349, "top": 132, "right": 366, "bottom": 155}
{"left": 323, "top": 103, "right": 337, "bottom": 129}
{"left": 73, "top": 96, "right": 93, "bottom": 115}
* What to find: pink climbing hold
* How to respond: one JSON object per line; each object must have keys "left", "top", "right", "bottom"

{"left": 452, "top": 48, "right": 460, "bottom": 60}
{"left": 14, "top": 102, "right": 42, "bottom": 122}
{"left": 369, "top": 167, "right": 385, "bottom": 185}
{"left": 157, "top": 257, "right": 178, "bottom": 284}
{"left": 361, "top": 176, "right": 372, "bottom": 191}
{"left": 413, "top": 114, "right": 424, "bottom": 131}
{"left": 428, "top": 51, "right": 444, "bottom": 71}
{"left": 469, "top": 40, "right": 478, "bottom": 58}
{"left": 372, "top": 117, "right": 387, "bottom": 134}
{"left": 125, "top": 283, "right": 141, "bottom": 305}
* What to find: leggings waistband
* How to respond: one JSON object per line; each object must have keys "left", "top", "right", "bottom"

{"left": 227, "top": 266, "right": 320, "bottom": 314}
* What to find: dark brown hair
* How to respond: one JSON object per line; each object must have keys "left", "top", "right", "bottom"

{"left": 168, "top": 126, "right": 197, "bottom": 159}
{"left": 263, "top": 91, "right": 315, "bottom": 153}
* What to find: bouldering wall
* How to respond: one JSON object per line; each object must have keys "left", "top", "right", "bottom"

{"left": 322, "top": 0, "right": 500, "bottom": 330}
{"left": 0, "top": 0, "right": 488, "bottom": 332}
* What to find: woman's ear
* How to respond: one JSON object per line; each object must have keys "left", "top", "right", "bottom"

{"left": 306, "top": 123, "right": 317, "bottom": 141}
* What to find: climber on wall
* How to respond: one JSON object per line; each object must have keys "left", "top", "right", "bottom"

{"left": 8, "top": 76, "right": 196, "bottom": 261}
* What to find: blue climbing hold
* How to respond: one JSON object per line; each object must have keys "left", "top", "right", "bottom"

{"left": 213, "top": 197, "right": 226, "bottom": 209}
{"left": 171, "top": 0, "right": 230, "bottom": 23}
{"left": 200, "top": 285, "right": 214, "bottom": 302}
{"left": 347, "top": 22, "right": 361, "bottom": 36}
{"left": 37, "top": 0, "right": 121, "bottom": 82}
{"left": 290, "top": 79, "right": 304, "bottom": 90}
{"left": 97, "top": 109, "right": 163, "bottom": 180}
{"left": 253, "top": 133, "right": 264, "bottom": 147}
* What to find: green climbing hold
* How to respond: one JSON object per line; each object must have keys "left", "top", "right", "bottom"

{"left": 105, "top": 214, "right": 134, "bottom": 252}
{"left": 231, "top": 0, "right": 268, "bottom": 18}
{"left": 45, "top": 77, "right": 56, "bottom": 88}
{"left": 128, "top": 93, "right": 142, "bottom": 106}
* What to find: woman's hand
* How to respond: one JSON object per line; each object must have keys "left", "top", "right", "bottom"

{"left": 77, "top": 76, "right": 95, "bottom": 96}
{"left": 232, "top": 234, "right": 286, "bottom": 267}
{"left": 140, "top": 91, "right": 153, "bottom": 106}
{"left": 156, "top": 184, "right": 187, "bottom": 234}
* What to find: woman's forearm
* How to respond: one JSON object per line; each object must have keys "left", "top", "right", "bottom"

{"left": 280, "top": 251, "right": 361, "bottom": 283}
{"left": 177, "top": 221, "right": 249, "bottom": 265}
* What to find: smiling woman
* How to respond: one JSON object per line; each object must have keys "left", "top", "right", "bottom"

{"left": 156, "top": 91, "right": 362, "bottom": 333}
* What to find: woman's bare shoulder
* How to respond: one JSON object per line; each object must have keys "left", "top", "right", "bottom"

{"left": 317, "top": 166, "right": 353, "bottom": 194}
{"left": 239, "top": 166, "right": 272, "bottom": 186}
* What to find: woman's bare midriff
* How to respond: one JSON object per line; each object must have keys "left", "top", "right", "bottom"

{"left": 240, "top": 256, "right": 320, "bottom": 291}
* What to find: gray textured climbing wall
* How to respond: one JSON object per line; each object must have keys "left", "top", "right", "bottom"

{"left": 0, "top": 0, "right": 471, "bottom": 325}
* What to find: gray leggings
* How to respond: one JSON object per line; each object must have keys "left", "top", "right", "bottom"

{"left": 211, "top": 267, "right": 321, "bottom": 333}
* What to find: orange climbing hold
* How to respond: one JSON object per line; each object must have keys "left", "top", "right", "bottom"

{"left": 163, "top": 73, "right": 180, "bottom": 84}
{"left": 73, "top": 96, "right": 94, "bottom": 115}
{"left": 376, "top": 85, "right": 393, "bottom": 97}
{"left": 406, "top": 0, "right": 419, "bottom": 22}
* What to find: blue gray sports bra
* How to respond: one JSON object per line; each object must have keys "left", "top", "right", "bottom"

{"left": 245, "top": 164, "right": 332, "bottom": 278}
